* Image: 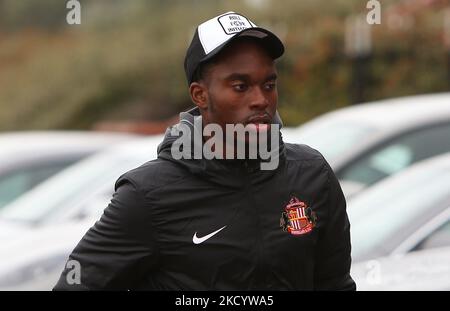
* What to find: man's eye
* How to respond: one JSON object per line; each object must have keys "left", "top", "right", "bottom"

{"left": 232, "top": 84, "right": 248, "bottom": 92}
{"left": 264, "top": 82, "right": 276, "bottom": 91}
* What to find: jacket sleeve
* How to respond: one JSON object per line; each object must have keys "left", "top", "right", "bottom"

{"left": 313, "top": 161, "right": 356, "bottom": 291}
{"left": 53, "top": 177, "right": 159, "bottom": 290}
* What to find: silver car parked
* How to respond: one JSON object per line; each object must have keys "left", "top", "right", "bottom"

{"left": 282, "top": 93, "right": 450, "bottom": 197}
{"left": 0, "top": 131, "right": 137, "bottom": 208}
{"left": 348, "top": 152, "right": 450, "bottom": 262}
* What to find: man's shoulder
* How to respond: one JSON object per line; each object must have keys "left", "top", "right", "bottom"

{"left": 115, "top": 157, "right": 187, "bottom": 192}
{"left": 284, "top": 142, "right": 326, "bottom": 163}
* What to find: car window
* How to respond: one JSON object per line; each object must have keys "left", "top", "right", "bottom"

{"left": 0, "top": 155, "right": 125, "bottom": 224}
{"left": 338, "top": 122, "right": 450, "bottom": 187}
{"left": 413, "top": 218, "right": 450, "bottom": 251}
{"left": 0, "top": 163, "right": 71, "bottom": 209}
{"left": 0, "top": 137, "right": 161, "bottom": 226}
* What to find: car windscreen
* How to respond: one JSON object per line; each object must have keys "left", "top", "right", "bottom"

{"left": 0, "top": 150, "right": 153, "bottom": 225}
{"left": 286, "top": 121, "right": 377, "bottom": 162}
{"left": 0, "top": 160, "right": 78, "bottom": 209}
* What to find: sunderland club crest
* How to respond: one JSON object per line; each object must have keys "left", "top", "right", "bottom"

{"left": 280, "top": 196, "right": 316, "bottom": 235}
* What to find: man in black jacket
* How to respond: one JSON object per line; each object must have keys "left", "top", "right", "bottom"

{"left": 54, "top": 11, "right": 356, "bottom": 291}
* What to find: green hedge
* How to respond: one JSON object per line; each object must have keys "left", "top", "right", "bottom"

{"left": 0, "top": 0, "right": 447, "bottom": 130}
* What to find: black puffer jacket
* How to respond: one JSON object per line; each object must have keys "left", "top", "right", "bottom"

{"left": 54, "top": 108, "right": 356, "bottom": 290}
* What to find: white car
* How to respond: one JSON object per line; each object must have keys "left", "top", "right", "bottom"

{"left": 0, "top": 131, "right": 137, "bottom": 208}
{"left": 0, "top": 135, "right": 163, "bottom": 239}
{"left": 0, "top": 135, "right": 164, "bottom": 290}
{"left": 281, "top": 93, "right": 450, "bottom": 197}
{"left": 348, "top": 153, "right": 450, "bottom": 262}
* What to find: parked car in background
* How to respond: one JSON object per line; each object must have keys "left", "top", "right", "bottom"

{"left": 347, "top": 153, "right": 450, "bottom": 263}
{"left": 0, "top": 135, "right": 163, "bottom": 239}
{"left": 0, "top": 135, "right": 164, "bottom": 290}
{"left": 351, "top": 246, "right": 450, "bottom": 291}
{"left": 0, "top": 131, "right": 137, "bottom": 209}
{"left": 0, "top": 216, "right": 99, "bottom": 290}
{"left": 281, "top": 93, "right": 450, "bottom": 197}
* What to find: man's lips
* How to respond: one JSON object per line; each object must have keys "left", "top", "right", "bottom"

{"left": 244, "top": 115, "right": 272, "bottom": 133}
{"left": 245, "top": 114, "right": 272, "bottom": 125}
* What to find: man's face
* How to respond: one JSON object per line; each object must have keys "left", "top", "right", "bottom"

{"left": 193, "top": 39, "right": 278, "bottom": 133}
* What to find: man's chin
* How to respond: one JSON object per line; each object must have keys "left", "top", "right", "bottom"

{"left": 246, "top": 123, "right": 270, "bottom": 134}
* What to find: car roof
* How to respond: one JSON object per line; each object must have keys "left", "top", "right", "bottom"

{"left": 0, "top": 131, "right": 139, "bottom": 167}
{"left": 0, "top": 131, "right": 138, "bottom": 154}
{"left": 298, "top": 92, "right": 450, "bottom": 132}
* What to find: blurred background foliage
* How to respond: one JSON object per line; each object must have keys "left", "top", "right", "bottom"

{"left": 0, "top": 0, "right": 448, "bottom": 130}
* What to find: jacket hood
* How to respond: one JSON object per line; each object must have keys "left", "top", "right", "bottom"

{"left": 157, "top": 107, "right": 286, "bottom": 187}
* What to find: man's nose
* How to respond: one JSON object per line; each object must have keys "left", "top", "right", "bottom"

{"left": 248, "top": 86, "right": 269, "bottom": 110}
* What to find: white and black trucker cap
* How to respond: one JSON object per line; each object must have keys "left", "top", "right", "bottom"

{"left": 184, "top": 11, "right": 285, "bottom": 84}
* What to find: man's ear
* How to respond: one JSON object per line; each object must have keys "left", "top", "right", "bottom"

{"left": 189, "top": 82, "right": 208, "bottom": 111}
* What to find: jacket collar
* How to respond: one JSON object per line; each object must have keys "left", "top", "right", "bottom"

{"left": 157, "top": 107, "right": 286, "bottom": 188}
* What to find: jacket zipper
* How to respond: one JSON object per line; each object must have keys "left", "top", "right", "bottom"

{"left": 242, "top": 160, "right": 266, "bottom": 288}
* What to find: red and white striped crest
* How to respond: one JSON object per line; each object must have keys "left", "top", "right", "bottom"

{"left": 282, "top": 196, "right": 315, "bottom": 235}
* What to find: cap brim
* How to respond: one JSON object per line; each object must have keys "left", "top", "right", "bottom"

{"left": 199, "top": 27, "right": 285, "bottom": 65}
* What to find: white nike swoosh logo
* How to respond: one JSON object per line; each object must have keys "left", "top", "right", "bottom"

{"left": 192, "top": 226, "right": 227, "bottom": 244}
